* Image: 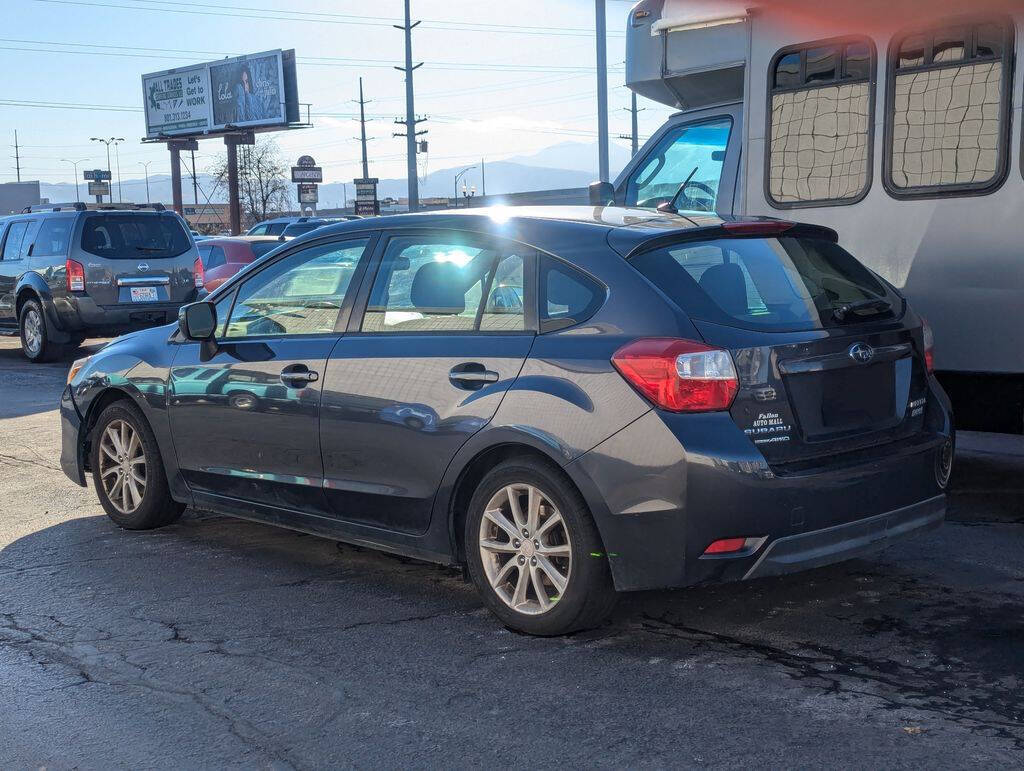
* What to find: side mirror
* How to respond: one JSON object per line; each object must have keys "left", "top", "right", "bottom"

{"left": 178, "top": 301, "right": 217, "bottom": 341}
{"left": 588, "top": 180, "right": 615, "bottom": 206}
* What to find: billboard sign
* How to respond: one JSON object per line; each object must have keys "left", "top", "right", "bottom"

{"left": 84, "top": 169, "right": 112, "bottom": 181}
{"left": 298, "top": 183, "right": 318, "bottom": 204}
{"left": 88, "top": 181, "right": 110, "bottom": 196}
{"left": 354, "top": 200, "right": 379, "bottom": 216}
{"left": 291, "top": 166, "right": 323, "bottom": 183}
{"left": 143, "top": 50, "right": 296, "bottom": 139}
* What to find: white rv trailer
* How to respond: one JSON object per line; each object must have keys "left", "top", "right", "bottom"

{"left": 603, "top": 0, "right": 1023, "bottom": 432}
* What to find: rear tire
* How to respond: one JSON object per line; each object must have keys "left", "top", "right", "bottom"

{"left": 19, "top": 299, "right": 61, "bottom": 363}
{"left": 89, "top": 401, "right": 185, "bottom": 530}
{"left": 464, "top": 458, "right": 617, "bottom": 636}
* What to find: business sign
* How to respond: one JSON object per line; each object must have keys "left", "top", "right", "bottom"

{"left": 143, "top": 50, "right": 298, "bottom": 139}
{"left": 354, "top": 200, "right": 379, "bottom": 216}
{"left": 291, "top": 166, "right": 323, "bottom": 183}
{"left": 297, "top": 183, "right": 318, "bottom": 204}
{"left": 83, "top": 169, "right": 112, "bottom": 181}
{"left": 88, "top": 181, "right": 110, "bottom": 196}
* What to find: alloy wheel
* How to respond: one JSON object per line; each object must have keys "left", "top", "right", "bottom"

{"left": 22, "top": 308, "right": 42, "bottom": 356}
{"left": 98, "top": 419, "right": 147, "bottom": 514}
{"left": 478, "top": 484, "right": 572, "bottom": 615}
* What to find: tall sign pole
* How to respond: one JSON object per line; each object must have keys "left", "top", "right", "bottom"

{"left": 396, "top": 0, "right": 422, "bottom": 212}
{"left": 595, "top": 0, "right": 610, "bottom": 183}
{"left": 356, "top": 77, "right": 372, "bottom": 180}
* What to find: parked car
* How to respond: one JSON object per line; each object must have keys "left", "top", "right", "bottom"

{"left": 60, "top": 207, "right": 953, "bottom": 635}
{"left": 196, "top": 236, "right": 287, "bottom": 292}
{"left": 280, "top": 218, "right": 334, "bottom": 237}
{"left": 245, "top": 216, "right": 297, "bottom": 236}
{"left": 0, "top": 203, "right": 201, "bottom": 362}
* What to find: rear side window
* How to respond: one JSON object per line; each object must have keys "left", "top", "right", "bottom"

{"left": 203, "top": 245, "right": 227, "bottom": 269}
{"left": 282, "top": 222, "right": 322, "bottom": 237}
{"left": 250, "top": 241, "right": 280, "bottom": 258}
{"left": 33, "top": 217, "right": 73, "bottom": 257}
{"left": 539, "top": 257, "right": 605, "bottom": 332}
{"left": 631, "top": 236, "right": 898, "bottom": 332}
{"left": 81, "top": 214, "right": 190, "bottom": 259}
{"left": 265, "top": 223, "right": 287, "bottom": 235}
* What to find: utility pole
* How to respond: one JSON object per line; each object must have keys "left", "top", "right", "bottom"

{"left": 61, "top": 158, "right": 88, "bottom": 202}
{"left": 354, "top": 77, "right": 373, "bottom": 180}
{"left": 624, "top": 91, "right": 645, "bottom": 156}
{"left": 13, "top": 130, "right": 21, "bottom": 183}
{"left": 394, "top": 0, "right": 426, "bottom": 212}
{"left": 595, "top": 0, "right": 610, "bottom": 183}
{"left": 481, "top": 158, "right": 486, "bottom": 197}
{"left": 140, "top": 161, "right": 153, "bottom": 204}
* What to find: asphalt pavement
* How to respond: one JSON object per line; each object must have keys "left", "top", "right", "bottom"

{"left": 1, "top": 335, "right": 1022, "bottom": 768}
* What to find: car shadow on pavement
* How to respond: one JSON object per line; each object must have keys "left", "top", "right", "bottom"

{"left": 2, "top": 502, "right": 1024, "bottom": 761}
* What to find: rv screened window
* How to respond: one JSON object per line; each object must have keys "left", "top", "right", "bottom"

{"left": 886, "top": 19, "right": 1012, "bottom": 196}
{"left": 767, "top": 38, "right": 874, "bottom": 207}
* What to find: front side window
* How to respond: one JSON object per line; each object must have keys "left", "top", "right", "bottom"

{"left": 767, "top": 37, "right": 874, "bottom": 206}
{"left": 224, "top": 239, "right": 368, "bottom": 338}
{"left": 248, "top": 224, "right": 268, "bottom": 235}
{"left": 81, "top": 214, "right": 190, "bottom": 259}
{"left": 887, "top": 19, "right": 1012, "bottom": 196}
{"left": 362, "top": 237, "right": 527, "bottom": 333}
{"left": 33, "top": 217, "right": 73, "bottom": 257}
{"left": 631, "top": 236, "right": 898, "bottom": 333}
{"left": 1, "top": 221, "right": 30, "bottom": 261}
{"left": 625, "top": 119, "right": 732, "bottom": 210}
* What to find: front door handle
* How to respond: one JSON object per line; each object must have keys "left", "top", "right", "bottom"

{"left": 280, "top": 364, "right": 319, "bottom": 386}
{"left": 449, "top": 363, "right": 499, "bottom": 390}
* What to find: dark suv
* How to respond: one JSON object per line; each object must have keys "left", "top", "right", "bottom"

{"left": 60, "top": 207, "right": 953, "bottom": 635}
{"left": 0, "top": 204, "right": 201, "bottom": 361}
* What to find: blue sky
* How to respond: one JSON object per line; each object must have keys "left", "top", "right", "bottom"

{"left": 1, "top": 0, "right": 677, "bottom": 193}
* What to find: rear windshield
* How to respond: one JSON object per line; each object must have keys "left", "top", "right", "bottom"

{"left": 631, "top": 237, "right": 899, "bottom": 332}
{"left": 81, "top": 214, "right": 191, "bottom": 259}
{"left": 250, "top": 241, "right": 281, "bottom": 258}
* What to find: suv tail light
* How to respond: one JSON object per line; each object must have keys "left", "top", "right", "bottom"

{"left": 193, "top": 257, "right": 205, "bottom": 289}
{"left": 922, "top": 319, "right": 935, "bottom": 373}
{"left": 611, "top": 338, "right": 739, "bottom": 412}
{"left": 66, "top": 258, "right": 85, "bottom": 292}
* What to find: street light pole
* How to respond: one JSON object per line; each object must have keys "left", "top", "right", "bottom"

{"left": 140, "top": 161, "right": 153, "bottom": 204}
{"left": 60, "top": 158, "right": 88, "bottom": 203}
{"left": 454, "top": 165, "right": 475, "bottom": 208}
{"left": 90, "top": 137, "right": 124, "bottom": 202}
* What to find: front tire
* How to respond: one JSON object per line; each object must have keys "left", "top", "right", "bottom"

{"left": 464, "top": 458, "right": 617, "bottom": 636}
{"left": 19, "top": 299, "right": 61, "bottom": 362}
{"left": 89, "top": 401, "right": 185, "bottom": 530}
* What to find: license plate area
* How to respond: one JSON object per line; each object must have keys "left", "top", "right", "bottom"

{"left": 787, "top": 359, "right": 905, "bottom": 440}
{"left": 130, "top": 286, "right": 158, "bottom": 303}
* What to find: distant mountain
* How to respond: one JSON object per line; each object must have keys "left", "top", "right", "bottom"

{"left": 36, "top": 142, "right": 632, "bottom": 206}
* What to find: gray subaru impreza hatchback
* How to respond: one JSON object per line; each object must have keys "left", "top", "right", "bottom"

{"left": 59, "top": 207, "right": 954, "bottom": 635}
{"left": 0, "top": 204, "right": 201, "bottom": 361}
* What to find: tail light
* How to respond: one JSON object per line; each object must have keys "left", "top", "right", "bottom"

{"left": 193, "top": 257, "right": 205, "bottom": 289}
{"left": 66, "top": 259, "right": 85, "bottom": 292}
{"left": 922, "top": 319, "right": 935, "bottom": 373}
{"left": 611, "top": 338, "right": 739, "bottom": 412}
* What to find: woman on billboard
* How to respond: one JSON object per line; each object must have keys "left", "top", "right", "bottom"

{"left": 233, "top": 65, "right": 266, "bottom": 123}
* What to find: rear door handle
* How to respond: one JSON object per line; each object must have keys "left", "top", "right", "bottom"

{"left": 280, "top": 364, "right": 319, "bottom": 385}
{"left": 449, "top": 363, "right": 499, "bottom": 390}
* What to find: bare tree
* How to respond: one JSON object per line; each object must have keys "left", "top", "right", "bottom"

{"left": 211, "top": 138, "right": 292, "bottom": 224}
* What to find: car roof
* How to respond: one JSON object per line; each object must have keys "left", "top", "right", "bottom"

{"left": 202, "top": 235, "right": 284, "bottom": 244}
{"left": 297, "top": 205, "right": 818, "bottom": 256}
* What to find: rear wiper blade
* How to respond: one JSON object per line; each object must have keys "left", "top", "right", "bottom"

{"left": 832, "top": 298, "right": 891, "bottom": 322}
{"left": 135, "top": 246, "right": 165, "bottom": 252}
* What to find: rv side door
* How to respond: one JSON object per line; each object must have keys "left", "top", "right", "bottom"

{"left": 614, "top": 105, "right": 742, "bottom": 215}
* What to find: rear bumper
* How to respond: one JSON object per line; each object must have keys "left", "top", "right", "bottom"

{"left": 741, "top": 494, "right": 944, "bottom": 580}
{"left": 54, "top": 296, "right": 189, "bottom": 334}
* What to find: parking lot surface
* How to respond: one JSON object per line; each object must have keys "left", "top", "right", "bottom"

{"left": 1, "top": 335, "right": 1022, "bottom": 768}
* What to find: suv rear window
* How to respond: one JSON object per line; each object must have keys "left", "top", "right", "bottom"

{"left": 631, "top": 236, "right": 899, "bottom": 332}
{"left": 81, "top": 214, "right": 190, "bottom": 259}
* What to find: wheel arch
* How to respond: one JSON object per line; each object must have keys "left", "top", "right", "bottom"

{"left": 79, "top": 387, "right": 144, "bottom": 472}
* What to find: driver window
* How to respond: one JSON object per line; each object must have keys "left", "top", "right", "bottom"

{"left": 625, "top": 118, "right": 732, "bottom": 210}
{"left": 224, "top": 238, "right": 369, "bottom": 338}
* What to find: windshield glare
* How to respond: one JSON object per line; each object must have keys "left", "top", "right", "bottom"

{"left": 631, "top": 236, "right": 898, "bottom": 332}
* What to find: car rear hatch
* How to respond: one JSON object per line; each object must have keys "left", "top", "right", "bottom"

{"left": 628, "top": 222, "right": 932, "bottom": 466}
{"left": 77, "top": 211, "right": 197, "bottom": 309}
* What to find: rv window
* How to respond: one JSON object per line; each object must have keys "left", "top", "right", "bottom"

{"left": 767, "top": 37, "right": 874, "bottom": 208}
{"left": 625, "top": 119, "right": 732, "bottom": 211}
{"left": 886, "top": 19, "right": 1012, "bottom": 197}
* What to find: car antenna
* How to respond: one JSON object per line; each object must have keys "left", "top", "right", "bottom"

{"left": 658, "top": 166, "right": 699, "bottom": 215}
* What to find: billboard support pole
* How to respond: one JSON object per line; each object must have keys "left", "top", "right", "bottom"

{"left": 169, "top": 144, "right": 183, "bottom": 216}
{"left": 226, "top": 137, "right": 242, "bottom": 236}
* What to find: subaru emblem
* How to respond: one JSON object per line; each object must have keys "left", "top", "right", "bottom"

{"left": 848, "top": 342, "right": 874, "bottom": 364}
{"left": 137, "top": 263, "right": 149, "bottom": 272}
